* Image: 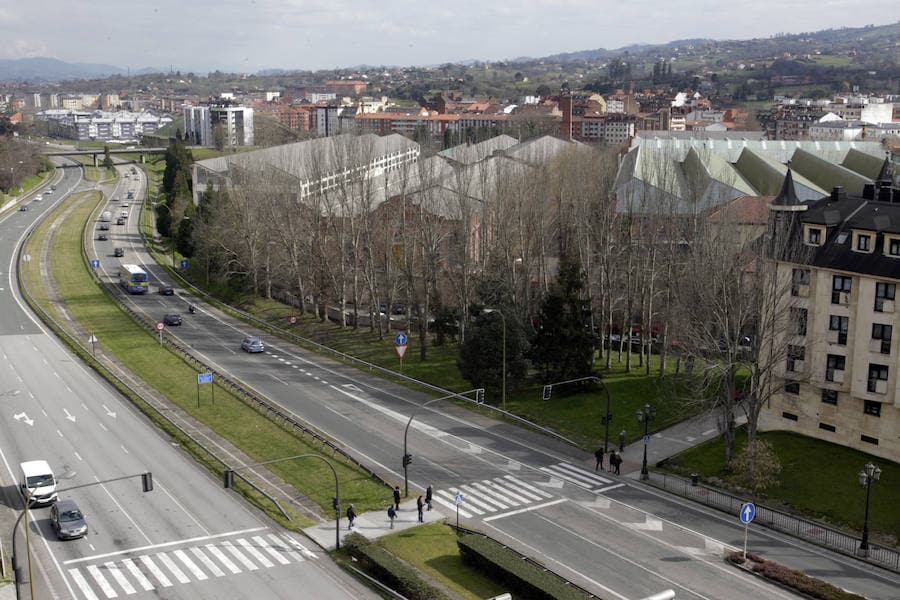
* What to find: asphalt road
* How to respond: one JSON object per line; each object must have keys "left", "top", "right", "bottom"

{"left": 0, "top": 163, "right": 376, "bottom": 600}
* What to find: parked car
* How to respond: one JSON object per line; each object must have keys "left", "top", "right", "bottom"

{"left": 97, "top": 233, "right": 108, "bottom": 241}
{"left": 50, "top": 499, "right": 88, "bottom": 540}
{"left": 163, "top": 313, "right": 182, "bottom": 326}
{"left": 241, "top": 337, "right": 265, "bottom": 353}
{"left": 113, "top": 247, "right": 124, "bottom": 257}
{"left": 158, "top": 285, "right": 174, "bottom": 296}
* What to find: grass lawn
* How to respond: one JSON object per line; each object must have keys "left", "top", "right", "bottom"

{"left": 377, "top": 523, "right": 507, "bottom": 600}
{"left": 661, "top": 429, "right": 900, "bottom": 544}
{"left": 22, "top": 191, "right": 391, "bottom": 525}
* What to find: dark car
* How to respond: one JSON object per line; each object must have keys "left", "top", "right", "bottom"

{"left": 50, "top": 499, "right": 88, "bottom": 540}
{"left": 113, "top": 247, "right": 124, "bottom": 257}
{"left": 163, "top": 313, "right": 182, "bottom": 326}
{"left": 19, "top": 204, "right": 28, "bottom": 211}
{"left": 116, "top": 217, "right": 125, "bottom": 225}
{"left": 99, "top": 223, "right": 110, "bottom": 231}
{"left": 158, "top": 285, "right": 175, "bottom": 296}
{"left": 97, "top": 233, "right": 108, "bottom": 241}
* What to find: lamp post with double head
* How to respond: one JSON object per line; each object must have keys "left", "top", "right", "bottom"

{"left": 856, "top": 462, "right": 882, "bottom": 557}
{"left": 637, "top": 403, "right": 656, "bottom": 481}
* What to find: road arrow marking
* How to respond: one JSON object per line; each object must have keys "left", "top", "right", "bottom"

{"left": 578, "top": 497, "right": 611, "bottom": 510}
{"left": 102, "top": 405, "right": 117, "bottom": 419}
{"left": 14, "top": 412, "right": 34, "bottom": 426}
{"left": 342, "top": 384, "right": 362, "bottom": 393}
{"left": 64, "top": 408, "right": 77, "bottom": 423}
{"left": 534, "top": 476, "right": 565, "bottom": 489}
{"left": 628, "top": 517, "right": 663, "bottom": 531}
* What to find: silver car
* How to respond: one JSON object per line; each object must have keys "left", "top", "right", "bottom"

{"left": 241, "top": 337, "right": 265, "bottom": 353}
{"left": 50, "top": 499, "right": 88, "bottom": 540}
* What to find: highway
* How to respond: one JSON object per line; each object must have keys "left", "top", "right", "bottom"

{"left": 0, "top": 163, "right": 377, "bottom": 600}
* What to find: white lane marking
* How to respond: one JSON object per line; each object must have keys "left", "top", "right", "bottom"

{"left": 595, "top": 483, "right": 626, "bottom": 494}
{"left": 120, "top": 445, "right": 129, "bottom": 454}
{"left": 64, "top": 527, "right": 267, "bottom": 564}
{"left": 254, "top": 535, "right": 291, "bottom": 565}
{"left": 471, "top": 481, "right": 520, "bottom": 506}
{"left": 554, "top": 462, "right": 613, "bottom": 485}
{"left": 120, "top": 559, "right": 154, "bottom": 591}
{"left": 503, "top": 475, "right": 553, "bottom": 499}
{"left": 86, "top": 564, "right": 118, "bottom": 598}
{"left": 223, "top": 540, "right": 258, "bottom": 571}
{"left": 173, "top": 549, "right": 208, "bottom": 581}
{"left": 57, "top": 429, "right": 63, "bottom": 437}
{"left": 432, "top": 495, "right": 472, "bottom": 517}
{"left": 269, "top": 373, "right": 289, "bottom": 385}
{"left": 539, "top": 466, "right": 598, "bottom": 488}
{"left": 266, "top": 534, "right": 303, "bottom": 562}
{"left": 75, "top": 452, "right": 83, "bottom": 461}
{"left": 460, "top": 484, "right": 508, "bottom": 509}
{"left": 284, "top": 536, "right": 317, "bottom": 560}
{"left": 702, "top": 428, "right": 716, "bottom": 436}
{"left": 485, "top": 479, "right": 533, "bottom": 503}
{"left": 156, "top": 552, "right": 190, "bottom": 584}
{"left": 99, "top": 423, "right": 108, "bottom": 432}
{"left": 484, "top": 498, "right": 568, "bottom": 522}
{"left": 69, "top": 568, "right": 100, "bottom": 600}
{"left": 93, "top": 475, "right": 153, "bottom": 544}
{"left": 190, "top": 547, "right": 226, "bottom": 577}
{"left": 139, "top": 556, "right": 172, "bottom": 587}
{"left": 155, "top": 480, "right": 211, "bottom": 535}
{"left": 237, "top": 537, "right": 274, "bottom": 568}
{"left": 205, "top": 544, "right": 241, "bottom": 574}
{"left": 103, "top": 561, "right": 136, "bottom": 595}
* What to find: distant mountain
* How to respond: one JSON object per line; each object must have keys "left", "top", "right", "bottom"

{"left": 0, "top": 57, "right": 127, "bottom": 82}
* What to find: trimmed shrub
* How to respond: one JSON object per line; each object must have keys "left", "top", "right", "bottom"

{"left": 343, "top": 533, "right": 448, "bottom": 600}
{"left": 726, "top": 551, "right": 864, "bottom": 600}
{"left": 458, "top": 532, "right": 594, "bottom": 600}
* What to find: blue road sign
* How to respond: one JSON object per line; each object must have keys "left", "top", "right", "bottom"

{"left": 395, "top": 332, "right": 408, "bottom": 346}
{"left": 90, "top": 259, "right": 100, "bottom": 269}
{"left": 454, "top": 493, "right": 465, "bottom": 505}
{"left": 197, "top": 372, "right": 213, "bottom": 385}
{"left": 180, "top": 259, "right": 189, "bottom": 269}
{"left": 643, "top": 434, "right": 650, "bottom": 445}
{"left": 740, "top": 502, "right": 756, "bottom": 524}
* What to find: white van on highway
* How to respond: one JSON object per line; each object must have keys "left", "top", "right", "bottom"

{"left": 20, "top": 460, "right": 58, "bottom": 506}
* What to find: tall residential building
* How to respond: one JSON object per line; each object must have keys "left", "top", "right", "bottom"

{"left": 183, "top": 104, "right": 254, "bottom": 146}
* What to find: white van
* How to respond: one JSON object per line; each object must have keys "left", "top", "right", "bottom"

{"left": 20, "top": 460, "right": 57, "bottom": 506}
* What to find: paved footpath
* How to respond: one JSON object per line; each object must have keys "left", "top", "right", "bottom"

{"left": 305, "top": 499, "right": 446, "bottom": 550}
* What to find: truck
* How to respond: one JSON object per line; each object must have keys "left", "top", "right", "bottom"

{"left": 100, "top": 211, "right": 112, "bottom": 222}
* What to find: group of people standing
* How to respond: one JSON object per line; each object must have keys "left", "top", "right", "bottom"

{"left": 345, "top": 483, "right": 435, "bottom": 531}
{"left": 594, "top": 447, "right": 622, "bottom": 475}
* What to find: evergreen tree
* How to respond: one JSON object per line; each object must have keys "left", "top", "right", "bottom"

{"left": 458, "top": 309, "right": 528, "bottom": 399}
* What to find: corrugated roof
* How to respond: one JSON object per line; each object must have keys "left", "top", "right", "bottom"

{"left": 789, "top": 148, "right": 870, "bottom": 196}
{"left": 439, "top": 134, "right": 520, "bottom": 165}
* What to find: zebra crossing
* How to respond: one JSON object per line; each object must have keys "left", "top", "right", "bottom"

{"left": 65, "top": 532, "right": 316, "bottom": 600}
{"left": 433, "top": 462, "right": 614, "bottom": 519}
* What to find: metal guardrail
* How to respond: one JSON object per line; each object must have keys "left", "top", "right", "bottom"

{"left": 649, "top": 471, "right": 900, "bottom": 572}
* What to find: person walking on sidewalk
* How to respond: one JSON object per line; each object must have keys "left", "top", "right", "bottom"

{"left": 619, "top": 430, "right": 626, "bottom": 452}
{"left": 609, "top": 451, "right": 617, "bottom": 475}
{"left": 613, "top": 451, "right": 622, "bottom": 475}
{"left": 346, "top": 504, "right": 356, "bottom": 530}
{"left": 425, "top": 484, "right": 433, "bottom": 510}
{"left": 416, "top": 495, "right": 424, "bottom": 523}
{"left": 387, "top": 505, "right": 396, "bottom": 529}
{"left": 393, "top": 485, "right": 401, "bottom": 510}
{"left": 594, "top": 447, "right": 605, "bottom": 471}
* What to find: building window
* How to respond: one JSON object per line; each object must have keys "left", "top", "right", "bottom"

{"left": 867, "top": 364, "right": 888, "bottom": 393}
{"left": 860, "top": 434, "right": 879, "bottom": 445}
{"left": 828, "top": 315, "right": 848, "bottom": 345}
{"left": 791, "top": 268, "right": 810, "bottom": 296}
{"left": 808, "top": 228, "right": 821, "bottom": 245}
{"left": 863, "top": 400, "right": 882, "bottom": 417}
{"left": 784, "top": 381, "right": 800, "bottom": 394}
{"left": 856, "top": 234, "right": 871, "bottom": 251}
{"left": 874, "top": 282, "right": 896, "bottom": 312}
{"left": 825, "top": 354, "right": 845, "bottom": 382}
{"left": 821, "top": 389, "right": 838, "bottom": 405}
{"left": 889, "top": 239, "right": 900, "bottom": 256}
{"left": 872, "top": 323, "right": 892, "bottom": 354}
{"left": 831, "top": 276, "right": 852, "bottom": 304}
{"left": 790, "top": 307, "right": 808, "bottom": 336}
{"left": 818, "top": 423, "right": 836, "bottom": 432}
{"left": 782, "top": 412, "right": 798, "bottom": 421}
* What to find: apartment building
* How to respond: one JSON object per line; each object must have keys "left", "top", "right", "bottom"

{"left": 761, "top": 163, "right": 900, "bottom": 463}
{"left": 36, "top": 110, "right": 172, "bottom": 141}
{"left": 183, "top": 104, "right": 254, "bottom": 146}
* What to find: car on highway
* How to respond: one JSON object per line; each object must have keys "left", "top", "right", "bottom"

{"left": 121, "top": 202, "right": 129, "bottom": 208}
{"left": 44, "top": 189, "right": 52, "bottom": 195}
{"left": 120, "top": 211, "right": 128, "bottom": 218}
{"left": 49, "top": 499, "right": 88, "bottom": 540}
{"left": 97, "top": 233, "right": 108, "bottom": 241}
{"left": 158, "top": 285, "right": 175, "bottom": 296}
{"left": 114, "top": 247, "right": 125, "bottom": 257}
{"left": 19, "top": 204, "right": 28, "bottom": 211}
{"left": 116, "top": 217, "right": 125, "bottom": 225}
{"left": 241, "top": 337, "right": 265, "bottom": 353}
{"left": 163, "top": 313, "right": 182, "bottom": 326}
{"left": 99, "top": 223, "right": 110, "bottom": 230}
{"left": 34, "top": 194, "right": 42, "bottom": 201}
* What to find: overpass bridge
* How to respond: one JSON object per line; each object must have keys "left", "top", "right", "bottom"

{"left": 42, "top": 146, "right": 169, "bottom": 167}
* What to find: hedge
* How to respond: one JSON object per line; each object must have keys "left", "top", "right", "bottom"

{"left": 726, "top": 552, "right": 865, "bottom": 600}
{"left": 342, "top": 533, "right": 449, "bottom": 600}
{"left": 457, "top": 532, "right": 596, "bottom": 600}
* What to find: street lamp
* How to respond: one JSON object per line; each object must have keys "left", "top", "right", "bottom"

{"left": 856, "top": 462, "right": 882, "bottom": 557}
{"left": 636, "top": 403, "right": 656, "bottom": 481}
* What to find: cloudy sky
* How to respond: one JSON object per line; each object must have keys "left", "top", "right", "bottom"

{"left": 2, "top": 1, "right": 897, "bottom": 72}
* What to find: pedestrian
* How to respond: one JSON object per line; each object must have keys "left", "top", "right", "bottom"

{"left": 393, "top": 485, "right": 401, "bottom": 510}
{"left": 425, "top": 484, "right": 433, "bottom": 510}
{"left": 613, "top": 452, "right": 622, "bottom": 475}
{"left": 609, "top": 451, "right": 617, "bottom": 474}
{"left": 346, "top": 504, "right": 356, "bottom": 530}
{"left": 619, "top": 430, "right": 626, "bottom": 452}
{"left": 387, "top": 505, "right": 396, "bottom": 529}
{"left": 416, "top": 495, "right": 424, "bottom": 523}
{"left": 594, "top": 447, "right": 605, "bottom": 471}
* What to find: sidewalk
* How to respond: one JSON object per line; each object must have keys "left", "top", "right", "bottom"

{"left": 304, "top": 499, "right": 446, "bottom": 550}
{"left": 0, "top": 583, "right": 14, "bottom": 600}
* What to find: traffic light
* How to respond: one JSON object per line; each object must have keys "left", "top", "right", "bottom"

{"left": 475, "top": 388, "right": 484, "bottom": 404}
{"left": 402, "top": 454, "right": 413, "bottom": 468}
{"left": 542, "top": 385, "right": 552, "bottom": 401}
{"left": 141, "top": 472, "right": 154, "bottom": 492}
{"left": 332, "top": 496, "right": 339, "bottom": 512}
{"left": 223, "top": 469, "right": 235, "bottom": 489}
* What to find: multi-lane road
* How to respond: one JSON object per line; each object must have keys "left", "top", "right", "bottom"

{"left": 0, "top": 163, "right": 377, "bottom": 600}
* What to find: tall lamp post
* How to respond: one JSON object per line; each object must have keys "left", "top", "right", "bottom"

{"left": 856, "top": 462, "right": 882, "bottom": 557}
{"left": 637, "top": 403, "right": 656, "bottom": 481}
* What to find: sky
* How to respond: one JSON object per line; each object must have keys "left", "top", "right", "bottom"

{"left": 1, "top": 1, "right": 898, "bottom": 73}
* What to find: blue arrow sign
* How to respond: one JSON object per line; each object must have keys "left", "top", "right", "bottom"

{"left": 454, "top": 493, "right": 465, "bottom": 505}
{"left": 197, "top": 372, "right": 213, "bottom": 385}
{"left": 90, "top": 259, "right": 100, "bottom": 269}
{"left": 740, "top": 502, "right": 756, "bottom": 524}
{"left": 395, "top": 332, "right": 408, "bottom": 346}
{"left": 180, "top": 259, "right": 189, "bottom": 269}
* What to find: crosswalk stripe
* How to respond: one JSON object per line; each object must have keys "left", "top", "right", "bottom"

{"left": 223, "top": 540, "right": 259, "bottom": 571}
{"left": 460, "top": 484, "right": 509, "bottom": 509}
{"left": 481, "top": 479, "right": 529, "bottom": 504}
{"left": 206, "top": 544, "right": 241, "bottom": 574}
{"left": 266, "top": 534, "right": 302, "bottom": 562}
{"left": 120, "top": 559, "right": 154, "bottom": 591}
{"left": 472, "top": 481, "right": 521, "bottom": 506}
{"left": 173, "top": 549, "right": 208, "bottom": 581}
{"left": 103, "top": 562, "right": 136, "bottom": 595}
{"left": 283, "top": 536, "right": 317, "bottom": 560}
{"left": 69, "top": 568, "right": 100, "bottom": 600}
{"left": 139, "top": 556, "right": 172, "bottom": 587}
{"left": 156, "top": 552, "right": 190, "bottom": 584}
{"left": 491, "top": 478, "right": 544, "bottom": 502}
{"left": 503, "top": 475, "right": 552, "bottom": 499}
{"left": 552, "top": 463, "right": 612, "bottom": 486}
{"left": 190, "top": 547, "right": 226, "bottom": 577}
{"left": 238, "top": 538, "right": 274, "bottom": 568}
{"left": 436, "top": 490, "right": 483, "bottom": 514}
{"left": 449, "top": 487, "right": 495, "bottom": 512}
{"left": 86, "top": 565, "right": 117, "bottom": 598}
{"left": 254, "top": 535, "right": 291, "bottom": 565}
{"left": 540, "top": 466, "right": 601, "bottom": 488}
{"left": 432, "top": 495, "right": 472, "bottom": 517}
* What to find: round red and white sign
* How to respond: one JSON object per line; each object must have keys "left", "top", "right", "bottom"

{"left": 156, "top": 322, "right": 165, "bottom": 331}
{"left": 289, "top": 316, "right": 297, "bottom": 324}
